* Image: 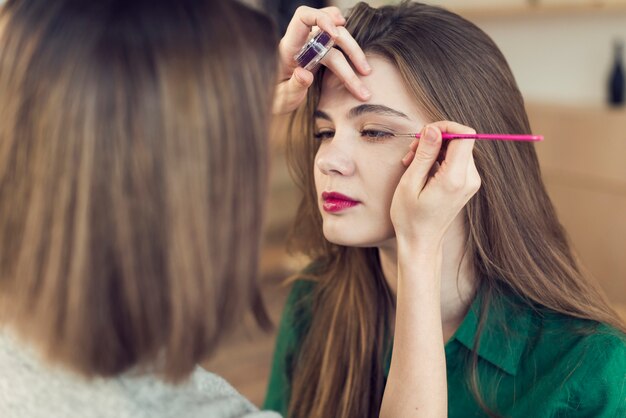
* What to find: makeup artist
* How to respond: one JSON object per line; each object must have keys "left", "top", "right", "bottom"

{"left": 0, "top": 1, "right": 368, "bottom": 417}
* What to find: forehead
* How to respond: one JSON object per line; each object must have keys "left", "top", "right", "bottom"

{"left": 318, "top": 54, "right": 423, "bottom": 120}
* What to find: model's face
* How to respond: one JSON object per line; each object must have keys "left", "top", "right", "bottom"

{"left": 314, "top": 55, "right": 427, "bottom": 247}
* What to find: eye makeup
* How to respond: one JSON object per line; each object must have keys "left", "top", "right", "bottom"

{"left": 313, "top": 128, "right": 399, "bottom": 142}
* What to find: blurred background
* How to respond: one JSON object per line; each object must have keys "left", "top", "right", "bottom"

{"left": 207, "top": 0, "right": 626, "bottom": 407}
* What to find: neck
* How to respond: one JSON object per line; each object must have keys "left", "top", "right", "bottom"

{"left": 378, "top": 216, "right": 477, "bottom": 341}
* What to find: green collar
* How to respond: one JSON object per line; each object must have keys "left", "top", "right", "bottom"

{"left": 450, "top": 290, "right": 534, "bottom": 376}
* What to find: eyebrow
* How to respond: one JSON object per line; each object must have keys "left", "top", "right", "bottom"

{"left": 314, "top": 104, "right": 410, "bottom": 121}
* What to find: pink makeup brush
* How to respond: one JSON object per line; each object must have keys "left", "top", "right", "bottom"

{"left": 394, "top": 133, "right": 543, "bottom": 142}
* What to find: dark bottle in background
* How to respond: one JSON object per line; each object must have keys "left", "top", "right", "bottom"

{"left": 608, "top": 39, "right": 625, "bottom": 107}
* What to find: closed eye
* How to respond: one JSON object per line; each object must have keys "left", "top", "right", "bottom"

{"left": 313, "top": 129, "right": 335, "bottom": 140}
{"left": 361, "top": 129, "right": 394, "bottom": 141}
{"left": 313, "top": 129, "right": 397, "bottom": 141}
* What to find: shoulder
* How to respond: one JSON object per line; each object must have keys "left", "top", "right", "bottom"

{"left": 112, "top": 368, "right": 281, "bottom": 418}
{"left": 565, "top": 325, "right": 626, "bottom": 416}
{"left": 529, "top": 315, "right": 626, "bottom": 416}
{"left": 535, "top": 310, "right": 626, "bottom": 354}
{"left": 530, "top": 308, "right": 626, "bottom": 368}
{"left": 175, "top": 368, "right": 282, "bottom": 418}
{"left": 0, "top": 330, "right": 282, "bottom": 418}
{"left": 564, "top": 322, "right": 626, "bottom": 376}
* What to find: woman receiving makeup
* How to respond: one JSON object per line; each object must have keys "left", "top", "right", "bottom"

{"left": 0, "top": 0, "right": 371, "bottom": 417}
{"left": 265, "top": 2, "right": 626, "bottom": 417}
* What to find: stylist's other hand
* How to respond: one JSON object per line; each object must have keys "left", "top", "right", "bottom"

{"left": 391, "top": 122, "right": 481, "bottom": 250}
{"left": 273, "top": 6, "right": 371, "bottom": 115}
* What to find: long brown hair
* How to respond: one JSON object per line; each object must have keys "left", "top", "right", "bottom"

{"left": 0, "top": 0, "right": 277, "bottom": 381}
{"left": 285, "top": 2, "right": 626, "bottom": 417}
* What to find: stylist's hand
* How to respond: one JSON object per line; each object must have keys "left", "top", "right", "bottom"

{"left": 390, "top": 122, "right": 481, "bottom": 250}
{"left": 273, "top": 6, "right": 372, "bottom": 114}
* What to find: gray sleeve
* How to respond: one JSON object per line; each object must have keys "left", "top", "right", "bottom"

{"left": 185, "top": 368, "right": 283, "bottom": 418}
{"left": 0, "top": 331, "right": 283, "bottom": 418}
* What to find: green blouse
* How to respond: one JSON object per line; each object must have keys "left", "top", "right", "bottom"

{"left": 264, "top": 279, "right": 626, "bottom": 417}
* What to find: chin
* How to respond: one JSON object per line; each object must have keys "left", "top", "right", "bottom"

{"left": 322, "top": 225, "right": 392, "bottom": 248}
{"left": 324, "top": 235, "right": 368, "bottom": 247}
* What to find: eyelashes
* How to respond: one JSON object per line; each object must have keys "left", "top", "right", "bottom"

{"left": 312, "top": 130, "right": 332, "bottom": 140}
{"left": 313, "top": 129, "right": 395, "bottom": 142}
{"left": 361, "top": 129, "right": 394, "bottom": 140}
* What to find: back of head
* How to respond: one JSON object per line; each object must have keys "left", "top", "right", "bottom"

{"left": 0, "top": 0, "right": 277, "bottom": 381}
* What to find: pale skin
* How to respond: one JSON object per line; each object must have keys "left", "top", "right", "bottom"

{"left": 314, "top": 56, "right": 481, "bottom": 417}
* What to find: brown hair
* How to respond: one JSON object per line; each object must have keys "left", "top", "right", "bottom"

{"left": 285, "top": 2, "right": 626, "bottom": 417}
{"left": 0, "top": 0, "right": 277, "bottom": 381}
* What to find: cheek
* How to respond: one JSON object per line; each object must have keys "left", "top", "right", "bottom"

{"left": 364, "top": 156, "right": 406, "bottom": 209}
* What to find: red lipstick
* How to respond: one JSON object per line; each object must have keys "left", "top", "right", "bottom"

{"left": 321, "top": 191, "right": 360, "bottom": 213}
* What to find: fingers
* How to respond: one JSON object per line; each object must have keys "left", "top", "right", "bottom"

{"left": 400, "top": 121, "right": 480, "bottom": 197}
{"left": 282, "top": 7, "right": 369, "bottom": 76}
{"left": 428, "top": 121, "right": 476, "bottom": 185}
{"left": 280, "top": 6, "right": 350, "bottom": 78}
{"left": 428, "top": 120, "right": 476, "bottom": 136}
{"left": 402, "top": 121, "right": 475, "bottom": 167}
{"left": 402, "top": 125, "right": 443, "bottom": 193}
{"left": 401, "top": 150, "right": 415, "bottom": 167}
{"left": 331, "top": 26, "right": 370, "bottom": 75}
{"left": 282, "top": 6, "right": 343, "bottom": 54}
{"left": 402, "top": 136, "right": 420, "bottom": 165}
{"left": 319, "top": 6, "right": 345, "bottom": 23}
{"left": 432, "top": 125, "right": 479, "bottom": 199}
{"left": 279, "top": 6, "right": 371, "bottom": 84}
{"left": 320, "top": 48, "right": 371, "bottom": 101}
{"left": 465, "top": 155, "right": 482, "bottom": 197}
{"left": 272, "top": 67, "right": 314, "bottom": 115}
{"left": 276, "top": 6, "right": 372, "bottom": 110}
{"left": 442, "top": 138, "right": 475, "bottom": 182}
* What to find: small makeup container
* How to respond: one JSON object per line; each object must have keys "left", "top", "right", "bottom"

{"left": 294, "top": 30, "right": 335, "bottom": 71}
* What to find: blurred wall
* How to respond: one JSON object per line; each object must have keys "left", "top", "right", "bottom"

{"left": 332, "top": 0, "right": 626, "bottom": 106}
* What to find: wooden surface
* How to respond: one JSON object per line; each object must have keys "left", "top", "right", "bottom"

{"left": 454, "top": 1, "right": 626, "bottom": 21}
{"left": 527, "top": 102, "right": 626, "bottom": 306}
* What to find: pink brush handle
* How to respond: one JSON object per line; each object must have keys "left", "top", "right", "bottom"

{"left": 413, "top": 133, "right": 543, "bottom": 142}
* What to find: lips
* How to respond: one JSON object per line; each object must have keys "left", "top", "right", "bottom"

{"left": 321, "top": 191, "right": 360, "bottom": 213}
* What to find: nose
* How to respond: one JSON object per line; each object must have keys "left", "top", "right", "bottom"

{"left": 315, "top": 134, "right": 356, "bottom": 176}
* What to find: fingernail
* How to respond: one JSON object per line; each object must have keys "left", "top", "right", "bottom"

{"left": 331, "top": 27, "right": 339, "bottom": 37}
{"left": 360, "top": 87, "right": 371, "bottom": 99}
{"left": 424, "top": 126, "right": 437, "bottom": 144}
{"left": 363, "top": 61, "right": 371, "bottom": 72}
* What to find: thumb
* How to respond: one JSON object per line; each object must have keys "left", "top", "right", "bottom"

{"left": 291, "top": 66, "right": 314, "bottom": 90}
{"left": 272, "top": 67, "right": 314, "bottom": 115}
{"left": 403, "top": 125, "right": 443, "bottom": 193}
